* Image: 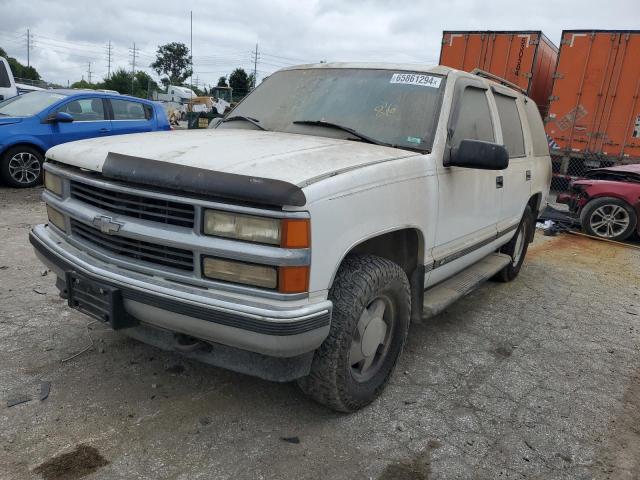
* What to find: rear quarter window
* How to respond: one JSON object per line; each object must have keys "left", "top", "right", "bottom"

{"left": 523, "top": 98, "right": 550, "bottom": 156}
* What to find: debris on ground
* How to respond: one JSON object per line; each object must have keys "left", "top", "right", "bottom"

{"left": 32, "top": 288, "right": 46, "bottom": 295}
{"left": 40, "top": 381, "right": 51, "bottom": 401}
{"left": 7, "top": 395, "right": 31, "bottom": 407}
{"left": 280, "top": 436, "right": 300, "bottom": 444}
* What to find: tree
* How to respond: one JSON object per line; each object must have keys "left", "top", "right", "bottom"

{"left": 150, "top": 42, "right": 192, "bottom": 86}
{"left": 0, "top": 46, "right": 41, "bottom": 82}
{"left": 229, "top": 68, "right": 250, "bottom": 97}
{"left": 100, "top": 68, "right": 159, "bottom": 98}
{"left": 70, "top": 79, "right": 94, "bottom": 89}
{"left": 217, "top": 76, "right": 228, "bottom": 87}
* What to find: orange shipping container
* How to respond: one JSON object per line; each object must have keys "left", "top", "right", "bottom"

{"left": 545, "top": 30, "right": 640, "bottom": 165}
{"left": 440, "top": 30, "right": 558, "bottom": 115}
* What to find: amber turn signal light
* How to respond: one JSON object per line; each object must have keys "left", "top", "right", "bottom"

{"left": 278, "top": 266, "right": 309, "bottom": 294}
{"left": 281, "top": 219, "right": 310, "bottom": 249}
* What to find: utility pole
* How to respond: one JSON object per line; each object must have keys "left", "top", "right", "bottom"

{"left": 106, "top": 41, "right": 113, "bottom": 80}
{"left": 251, "top": 43, "right": 259, "bottom": 90}
{"left": 87, "top": 62, "right": 93, "bottom": 84}
{"left": 129, "top": 42, "right": 139, "bottom": 95}
{"left": 26, "top": 28, "right": 31, "bottom": 67}
{"left": 189, "top": 10, "right": 193, "bottom": 98}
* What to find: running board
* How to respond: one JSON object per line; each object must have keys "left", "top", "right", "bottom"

{"left": 422, "top": 253, "right": 511, "bottom": 319}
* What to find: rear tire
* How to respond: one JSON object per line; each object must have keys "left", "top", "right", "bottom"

{"left": 297, "top": 255, "right": 411, "bottom": 412}
{"left": 494, "top": 205, "right": 534, "bottom": 282}
{"left": 1, "top": 146, "right": 44, "bottom": 188}
{"left": 580, "top": 197, "right": 637, "bottom": 242}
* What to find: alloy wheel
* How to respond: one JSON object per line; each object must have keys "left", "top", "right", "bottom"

{"left": 8, "top": 152, "right": 41, "bottom": 185}
{"left": 589, "top": 204, "right": 630, "bottom": 238}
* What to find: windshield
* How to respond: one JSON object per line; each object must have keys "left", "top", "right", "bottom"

{"left": 0, "top": 91, "right": 67, "bottom": 117}
{"left": 225, "top": 68, "right": 445, "bottom": 151}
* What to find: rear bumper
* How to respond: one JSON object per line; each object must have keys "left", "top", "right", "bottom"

{"left": 30, "top": 224, "right": 331, "bottom": 359}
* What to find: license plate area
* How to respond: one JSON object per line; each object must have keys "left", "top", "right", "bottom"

{"left": 65, "top": 271, "right": 136, "bottom": 330}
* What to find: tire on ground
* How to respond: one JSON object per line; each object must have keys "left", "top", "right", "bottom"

{"left": 494, "top": 205, "right": 534, "bottom": 283}
{"left": 1, "top": 145, "right": 44, "bottom": 188}
{"left": 297, "top": 254, "right": 411, "bottom": 412}
{"left": 580, "top": 197, "right": 637, "bottom": 242}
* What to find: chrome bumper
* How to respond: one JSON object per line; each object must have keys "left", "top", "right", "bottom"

{"left": 30, "top": 224, "right": 331, "bottom": 358}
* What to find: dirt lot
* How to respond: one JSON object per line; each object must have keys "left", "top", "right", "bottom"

{"left": 1, "top": 186, "right": 639, "bottom": 480}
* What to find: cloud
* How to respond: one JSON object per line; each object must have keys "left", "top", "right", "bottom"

{"left": 0, "top": 0, "right": 637, "bottom": 87}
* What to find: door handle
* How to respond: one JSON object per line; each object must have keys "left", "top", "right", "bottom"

{"left": 525, "top": 170, "right": 531, "bottom": 181}
{"left": 99, "top": 128, "right": 110, "bottom": 133}
{"left": 496, "top": 176, "right": 504, "bottom": 189}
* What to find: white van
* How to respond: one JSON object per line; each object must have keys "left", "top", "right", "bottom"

{"left": 0, "top": 57, "right": 17, "bottom": 101}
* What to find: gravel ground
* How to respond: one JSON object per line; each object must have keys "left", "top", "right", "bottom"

{"left": 1, "top": 186, "right": 639, "bottom": 480}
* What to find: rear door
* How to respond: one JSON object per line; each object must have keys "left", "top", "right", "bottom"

{"left": 50, "top": 96, "right": 112, "bottom": 145}
{"left": 491, "top": 87, "right": 530, "bottom": 231}
{"left": 107, "top": 98, "right": 155, "bottom": 135}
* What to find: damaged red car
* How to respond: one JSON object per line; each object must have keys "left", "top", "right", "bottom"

{"left": 557, "top": 164, "right": 640, "bottom": 241}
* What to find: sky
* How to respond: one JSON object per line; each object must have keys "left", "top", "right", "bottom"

{"left": 0, "top": 0, "right": 638, "bottom": 89}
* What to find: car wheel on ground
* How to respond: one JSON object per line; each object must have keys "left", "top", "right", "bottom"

{"left": 580, "top": 197, "right": 637, "bottom": 242}
{"left": 1, "top": 146, "right": 44, "bottom": 188}
{"left": 297, "top": 254, "right": 411, "bottom": 412}
{"left": 494, "top": 205, "right": 534, "bottom": 282}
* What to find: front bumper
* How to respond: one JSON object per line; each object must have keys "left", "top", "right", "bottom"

{"left": 30, "top": 224, "right": 331, "bottom": 359}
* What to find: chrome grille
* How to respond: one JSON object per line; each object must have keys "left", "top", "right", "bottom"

{"left": 71, "top": 219, "right": 194, "bottom": 271}
{"left": 70, "top": 181, "right": 195, "bottom": 228}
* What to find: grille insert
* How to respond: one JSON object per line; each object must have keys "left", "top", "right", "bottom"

{"left": 71, "top": 219, "right": 194, "bottom": 272}
{"left": 70, "top": 181, "right": 195, "bottom": 228}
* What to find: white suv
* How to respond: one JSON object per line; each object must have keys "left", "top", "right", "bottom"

{"left": 32, "top": 63, "right": 551, "bottom": 412}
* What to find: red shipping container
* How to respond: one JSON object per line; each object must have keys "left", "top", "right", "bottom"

{"left": 546, "top": 30, "right": 640, "bottom": 170}
{"left": 440, "top": 30, "right": 558, "bottom": 115}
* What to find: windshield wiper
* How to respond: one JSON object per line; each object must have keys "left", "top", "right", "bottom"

{"left": 221, "top": 115, "right": 265, "bottom": 130}
{"left": 293, "top": 119, "right": 423, "bottom": 152}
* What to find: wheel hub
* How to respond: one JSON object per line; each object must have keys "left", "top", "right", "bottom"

{"left": 349, "top": 297, "right": 393, "bottom": 382}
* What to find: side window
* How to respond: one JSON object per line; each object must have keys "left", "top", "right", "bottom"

{"left": 451, "top": 87, "right": 494, "bottom": 147}
{"left": 523, "top": 98, "right": 550, "bottom": 156}
{"left": 494, "top": 93, "right": 525, "bottom": 157}
{"left": 58, "top": 98, "right": 106, "bottom": 121}
{"left": 111, "top": 99, "right": 152, "bottom": 120}
{"left": 0, "top": 62, "right": 10, "bottom": 88}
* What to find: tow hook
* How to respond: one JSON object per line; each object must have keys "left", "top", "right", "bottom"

{"left": 173, "top": 333, "right": 207, "bottom": 353}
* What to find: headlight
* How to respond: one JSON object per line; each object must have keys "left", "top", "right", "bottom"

{"left": 46, "top": 205, "right": 66, "bottom": 232}
{"left": 44, "top": 171, "right": 63, "bottom": 196}
{"left": 202, "top": 257, "right": 277, "bottom": 289}
{"left": 203, "top": 210, "right": 310, "bottom": 248}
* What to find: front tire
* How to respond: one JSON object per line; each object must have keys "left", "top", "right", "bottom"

{"left": 298, "top": 255, "right": 411, "bottom": 412}
{"left": 1, "top": 146, "right": 44, "bottom": 188}
{"left": 495, "top": 205, "right": 534, "bottom": 282}
{"left": 580, "top": 197, "right": 637, "bottom": 242}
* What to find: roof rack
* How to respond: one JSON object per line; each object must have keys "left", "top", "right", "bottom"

{"left": 470, "top": 68, "right": 527, "bottom": 95}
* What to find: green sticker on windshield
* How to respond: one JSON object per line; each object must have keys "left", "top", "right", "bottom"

{"left": 406, "top": 136, "right": 422, "bottom": 144}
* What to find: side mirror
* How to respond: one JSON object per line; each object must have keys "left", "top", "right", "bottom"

{"left": 446, "top": 139, "right": 509, "bottom": 170}
{"left": 46, "top": 111, "right": 74, "bottom": 123}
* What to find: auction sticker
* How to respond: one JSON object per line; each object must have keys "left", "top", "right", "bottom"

{"left": 390, "top": 73, "right": 441, "bottom": 88}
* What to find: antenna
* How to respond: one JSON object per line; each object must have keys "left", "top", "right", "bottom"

{"left": 106, "top": 41, "right": 113, "bottom": 80}
{"left": 129, "top": 42, "right": 139, "bottom": 94}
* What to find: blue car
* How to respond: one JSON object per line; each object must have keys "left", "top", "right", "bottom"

{"left": 0, "top": 90, "right": 170, "bottom": 187}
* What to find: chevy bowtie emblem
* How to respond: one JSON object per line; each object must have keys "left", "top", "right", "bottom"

{"left": 92, "top": 215, "right": 123, "bottom": 234}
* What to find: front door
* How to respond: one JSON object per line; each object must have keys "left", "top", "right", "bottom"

{"left": 50, "top": 97, "right": 111, "bottom": 145}
{"left": 429, "top": 81, "right": 503, "bottom": 286}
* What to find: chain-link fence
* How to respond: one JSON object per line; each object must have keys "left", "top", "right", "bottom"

{"left": 550, "top": 150, "right": 640, "bottom": 192}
